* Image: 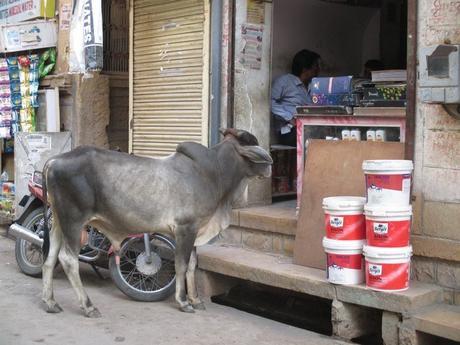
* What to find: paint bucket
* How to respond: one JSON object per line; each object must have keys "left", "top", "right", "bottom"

{"left": 362, "top": 160, "right": 413, "bottom": 206}
{"left": 322, "top": 237, "right": 365, "bottom": 285}
{"left": 363, "top": 245, "right": 412, "bottom": 291}
{"left": 323, "top": 196, "right": 366, "bottom": 240}
{"left": 364, "top": 204, "right": 412, "bottom": 247}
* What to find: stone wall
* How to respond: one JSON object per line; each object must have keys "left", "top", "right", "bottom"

{"left": 411, "top": 0, "right": 460, "bottom": 303}
{"left": 106, "top": 74, "right": 129, "bottom": 152}
{"left": 233, "top": 0, "right": 272, "bottom": 206}
{"left": 70, "top": 74, "right": 110, "bottom": 148}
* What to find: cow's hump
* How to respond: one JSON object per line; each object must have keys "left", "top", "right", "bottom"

{"left": 176, "top": 142, "right": 216, "bottom": 171}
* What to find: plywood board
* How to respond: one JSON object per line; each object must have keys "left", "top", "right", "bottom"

{"left": 293, "top": 140, "right": 405, "bottom": 270}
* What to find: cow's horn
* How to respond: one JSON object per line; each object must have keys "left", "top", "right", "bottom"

{"left": 234, "top": 129, "right": 259, "bottom": 146}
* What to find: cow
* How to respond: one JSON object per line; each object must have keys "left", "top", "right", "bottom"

{"left": 41, "top": 128, "right": 272, "bottom": 317}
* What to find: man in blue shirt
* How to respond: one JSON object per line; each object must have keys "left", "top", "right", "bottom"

{"left": 272, "top": 49, "right": 321, "bottom": 145}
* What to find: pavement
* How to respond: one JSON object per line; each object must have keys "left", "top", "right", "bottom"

{"left": 0, "top": 232, "right": 349, "bottom": 345}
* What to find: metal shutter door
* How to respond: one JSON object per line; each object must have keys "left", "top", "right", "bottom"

{"left": 129, "top": 0, "right": 210, "bottom": 157}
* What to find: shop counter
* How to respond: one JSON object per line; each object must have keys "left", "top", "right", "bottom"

{"left": 295, "top": 108, "right": 406, "bottom": 206}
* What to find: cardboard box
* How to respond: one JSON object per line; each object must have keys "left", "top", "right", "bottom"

{"left": 311, "top": 93, "right": 359, "bottom": 106}
{"left": 363, "top": 84, "right": 406, "bottom": 100}
{"left": 311, "top": 76, "right": 353, "bottom": 94}
{"left": 0, "top": 19, "right": 57, "bottom": 53}
{"left": 0, "top": 0, "right": 55, "bottom": 24}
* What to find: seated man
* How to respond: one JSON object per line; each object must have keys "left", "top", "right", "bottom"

{"left": 363, "top": 59, "right": 384, "bottom": 80}
{"left": 271, "top": 49, "right": 321, "bottom": 146}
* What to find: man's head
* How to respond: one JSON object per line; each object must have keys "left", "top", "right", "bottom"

{"left": 364, "top": 59, "right": 384, "bottom": 79}
{"left": 291, "top": 49, "right": 321, "bottom": 85}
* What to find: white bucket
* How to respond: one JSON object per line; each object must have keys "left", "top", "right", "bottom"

{"left": 362, "top": 160, "right": 413, "bottom": 206}
{"left": 364, "top": 204, "right": 412, "bottom": 247}
{"left": 363, "top": 245, "right": 412, "bottom": 292}
{"left": 323, "top": 196, "right": 366, "bottom": 240}
{"left": 322, "top": 237, "right": 365, "bottom": 285}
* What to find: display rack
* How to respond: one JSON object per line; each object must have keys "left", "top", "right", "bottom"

{"left": 295, "top": 109, "right": 406, "bottom": 205}
{"left": 270, "top": 144, "right": 297, "bottom": 198}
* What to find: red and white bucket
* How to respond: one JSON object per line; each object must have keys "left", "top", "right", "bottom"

{"left": 323, "top": 237, "right": 365, "bottom": 285}
{"left": 363, "top": 245, "right": 412, "bottom": 291}
{"left": 364, "top": 204, "right": 412, "bottom": 247}
{"left": 362, "top": 160, "right": 413, "bottom": 206}
{"left": 322, "top": 196, "right": 366, "bottom": 240}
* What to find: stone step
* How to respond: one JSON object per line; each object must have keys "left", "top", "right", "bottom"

{"left": 231, "top": 203, "right": 297, "bottom": 236}
{"left": 221, "top": 203, "right": 298, "bottom": 256}
{"left": 197, "top": 244, "right": 443, "bottom": 314}
{"left": 413, "top": 304, "right": 460, "bottom": 342}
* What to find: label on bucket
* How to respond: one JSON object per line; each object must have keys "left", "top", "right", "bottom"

{"left": 366, "top": 219, "right": 410, "bottom": 247}
{"left": 366, "top": 261, "right": 410, "bottom": 290}
{"left": 327, "top": 253, "right": 363, "bottom": 284}
{"left": 330, "top": 216, "right": 344, "bottom": 228}
{"left": 325, "top": 214, "right": 365, "bottom": 240}
{"left": 366, "top": 174, "right": 411, "bottom": 205}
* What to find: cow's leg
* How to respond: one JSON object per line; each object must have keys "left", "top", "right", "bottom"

{"left": 186, "top": 248, "right": 205, "bottom": 310}
{"left": 42, "top": 222, "right": 63, "bottom": 313}
{"left": 58, "top": 224, "right": 101, "bottom": 318}
{"left": 175, "top": 226, "right": 197, "bottom": 313}
{"left": 59, "top": 246, "right": 101, "bottom": 318}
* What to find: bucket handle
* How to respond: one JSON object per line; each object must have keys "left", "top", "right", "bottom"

{"left": 369, "top": 210, "right": 412, "bottom": 217}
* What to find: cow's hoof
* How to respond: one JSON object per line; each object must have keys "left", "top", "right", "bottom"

{"left": 180, "top": 304, "right": 195, "bottom": 313}
{"left": 45, "top": 303, "right": 63, "bottom": 314}
{"left": 192, "top": 302, "right": 206, "bottom": 310}
{"left": 85, "top": 308, "right": 102, "bottom": 318}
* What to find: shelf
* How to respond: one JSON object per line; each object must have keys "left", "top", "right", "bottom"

{"left": 272, "top": 191, "right": 297, "bottom": 197}
{"left": 270, "top": 144, "right": 296, "bottom": 151}
{"left": 353, "top": 107, "right": 406, "bottom": 117}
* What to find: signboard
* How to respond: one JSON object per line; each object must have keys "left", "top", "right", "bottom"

{"left": 0, "top": 0, "right": 55, "bottom": 24}
{"left": 14, "top": 131, "right": 71, "bottom": 218}
{"left": 0, "top": 19, "right": 57, "bottom": 53}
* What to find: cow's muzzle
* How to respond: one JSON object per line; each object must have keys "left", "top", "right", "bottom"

{"left": 9, "top": 223, "right": 43, "bottom": 247}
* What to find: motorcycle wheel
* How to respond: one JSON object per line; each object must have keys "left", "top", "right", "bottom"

{"left": 109, "top": 234, "right": 176, "bottom": 302}
{"left": 14, "top": 207, "right": 45, "bottom": 277}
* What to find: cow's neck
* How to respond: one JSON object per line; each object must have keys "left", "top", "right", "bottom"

{"left": 213, "top": 140, "right": 247, "bottom": 203}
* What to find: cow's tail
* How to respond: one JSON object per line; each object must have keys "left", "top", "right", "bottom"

{"left": 42, "top": 163, "right": 50, "bottom": 260}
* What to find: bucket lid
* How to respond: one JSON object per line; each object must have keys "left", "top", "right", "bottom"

{"left": 322, "top": 196, "right": 366, "bottom": 212}
{"left": 362, "top": 160, "right": 414, "bottom": 172}
{"left": 323, "top": 237, "right": 365, "bottom": 251}
{"left": 363, "top": 244, "right": 412, "bottom": 259}
{"left": 364, "top": 204, "right": 412, "bottom": 217}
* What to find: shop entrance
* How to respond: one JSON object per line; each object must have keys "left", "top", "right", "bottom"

{"left": 270, "top": 0, "right": 409, "bottom": 203}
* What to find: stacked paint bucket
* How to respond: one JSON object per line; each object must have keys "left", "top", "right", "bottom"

{"left": 362, "top": 160, "right": 414, "bottom": 292}
{"left": 322, "top": 196, "right": 367, "bottom": 285}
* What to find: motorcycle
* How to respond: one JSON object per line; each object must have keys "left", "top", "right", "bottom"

{"left": 9, "top": 171, "right": 176, "bottom": 302}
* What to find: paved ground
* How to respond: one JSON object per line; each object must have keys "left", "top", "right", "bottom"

{"left": 0, "top": 233, "right": 349, "bottom": 345}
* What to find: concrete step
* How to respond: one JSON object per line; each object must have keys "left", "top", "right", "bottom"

{"left": 221, "top": 203, "right": 297, "bottom": 256}
{"left": 231, "top": 202, "right": 297, "bottom": 236}
{"left": 413, "top": 304, "right": 460, "bottom": 342}
{"left": 197, "top": 244, "right": 443, "bottom": 314}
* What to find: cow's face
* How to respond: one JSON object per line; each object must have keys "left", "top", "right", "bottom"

{"left": 236, "top": 145, "right": 273, "bottom": 178}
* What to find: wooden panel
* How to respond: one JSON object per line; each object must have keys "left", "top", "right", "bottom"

{"left": 130, "top": 0, "right": 209, "bottom": 157}
{"left": 293, "top": 140, "right": 405, "bottom": 270}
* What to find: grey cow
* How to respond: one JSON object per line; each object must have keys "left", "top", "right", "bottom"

{"left": 41, "top": 129, "right": 272, "bottom": 317}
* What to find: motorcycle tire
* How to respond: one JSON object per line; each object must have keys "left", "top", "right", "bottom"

{"left": 109, "top": 233, "right": 176, "bottom": 302}
{"left": 15, "top": 207, "right": 45, "bottom": 277}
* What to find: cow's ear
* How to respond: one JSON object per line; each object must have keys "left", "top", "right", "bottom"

{"left": 237, "top": 145, "right": 273, "bottom": 164}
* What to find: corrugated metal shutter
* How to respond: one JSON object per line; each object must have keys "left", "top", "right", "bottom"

{"left": 129, "top": 0, "right": 210, "bottom": 157}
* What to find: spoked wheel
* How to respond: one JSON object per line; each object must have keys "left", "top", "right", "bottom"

{"left": 15, "top": 207, "right": 45, "bottom": 277}
{"left": 109, "top": 234, "right": 176, "bottom": 302}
